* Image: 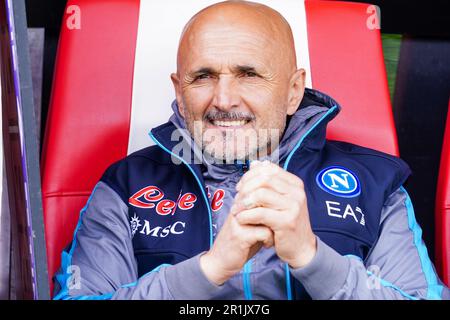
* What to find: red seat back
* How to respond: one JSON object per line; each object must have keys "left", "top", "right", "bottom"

{"left": 435, "top": 99, "right": 450, "bottom": 286}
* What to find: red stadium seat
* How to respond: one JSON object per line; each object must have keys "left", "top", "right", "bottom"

{"left": 41, "top": 0, "right": 399, "bottom": 294}
{"left": 435, "top": 99, "right": 450, "bottom": 286}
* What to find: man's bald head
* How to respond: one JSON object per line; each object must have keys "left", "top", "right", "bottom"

{"left": 171, "top": 1, "right": 306, "bottom": 162}
{"left": 177, "top": 0, "right": 297, "bottom": 75}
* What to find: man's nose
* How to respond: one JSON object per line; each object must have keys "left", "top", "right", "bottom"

{"left": 212, "top": 76, "right": 240, "bottom": 111}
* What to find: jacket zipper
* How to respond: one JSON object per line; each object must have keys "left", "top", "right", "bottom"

{"left": 282, "top": 105, "right": 338, "bottom": 300}
{"left": 236, "top": 160, "right": 252, "bottom": 299}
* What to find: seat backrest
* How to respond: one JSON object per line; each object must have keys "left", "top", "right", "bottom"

{"left": 435, "top": 99, "right": 450, "bottom": 286}
{"left": 41, "top": 0, "right": 399, "bottom": 292}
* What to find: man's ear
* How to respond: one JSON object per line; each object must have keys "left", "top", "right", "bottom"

{"left": 286, "top": 68, "right": 306, "bottom": 116}
{"left": 171, "top": 72, "right": 185, "bottom": 118}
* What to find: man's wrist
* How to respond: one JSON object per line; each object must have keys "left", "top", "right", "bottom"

{"left": 287, "top": 235, "right": 317, "bottom": 269}
{"left": 199, "top": 252, "right": 230, "bottom": 286}
{"left": 165, "top": 253, "right": 225, "bottom": 299}
{"left": 290, "top": 238, "right": 350, "bottom": 300}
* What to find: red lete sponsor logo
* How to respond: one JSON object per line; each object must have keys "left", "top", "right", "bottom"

{"left": 129, "top": 186, "right": 197, "bottom": 215}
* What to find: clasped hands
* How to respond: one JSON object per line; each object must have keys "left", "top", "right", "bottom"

{"left": 200, "top": 160, "right": 317, "bottom": 285}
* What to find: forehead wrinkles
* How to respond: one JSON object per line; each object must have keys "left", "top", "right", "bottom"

{"left": 202, "top": 27, "right": 269, "bottom": 49}
{"left": 194, "top": 31, "right": 268, "bottom": 59}
{"left": 181, "top": 26, "right": 283, "bottom": 72}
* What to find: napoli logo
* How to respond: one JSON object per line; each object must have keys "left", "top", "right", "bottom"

{"left": 316, "top": 166, "right": 361, "bottom": 198}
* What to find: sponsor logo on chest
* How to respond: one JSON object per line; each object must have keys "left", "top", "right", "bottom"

{"left": 130, "top": 213, "right": 186, "bottom": 238}
{"left": 128, "top": 185, "right": 197, "bottom": 215}
{"left": 316, "top": 166, "right": 365, "bottom": 226}
{"left": 316, "top": 166, "right": 361, "bottom": 198}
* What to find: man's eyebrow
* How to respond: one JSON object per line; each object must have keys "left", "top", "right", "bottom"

{"left": 189, "top": 67, "right": 217, "bottom": 76}
{"left": 233, "top": 65, "right": 259, "bottom": 74}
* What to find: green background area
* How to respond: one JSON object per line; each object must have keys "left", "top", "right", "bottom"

{"left": 381, "top": 34, "right": 402, "bottom": 101}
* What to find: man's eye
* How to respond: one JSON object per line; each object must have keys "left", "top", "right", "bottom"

{"left": 195, "top": 74, "right": 211, "bottom": 81}
{"left": 243, "top": 71, "right": 258, "bottom": 78}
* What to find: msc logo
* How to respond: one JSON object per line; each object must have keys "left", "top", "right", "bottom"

{"left": 316, "top": 166, "right": 361, "bottom": 198}
{"left": 129, "top": 213, "right": 186, "bottom": 238}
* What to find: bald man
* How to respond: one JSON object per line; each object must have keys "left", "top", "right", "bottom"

{"left": 53, "top": 1, "right": 448, "bottom": 300}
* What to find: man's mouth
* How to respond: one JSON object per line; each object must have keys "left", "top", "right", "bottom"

{"left": 211, "top": 119, "right": 250, "bottom": 128}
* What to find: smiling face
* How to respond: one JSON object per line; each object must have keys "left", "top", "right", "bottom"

{"left": 171, "top": 1, "right": 306, "bottom": 163}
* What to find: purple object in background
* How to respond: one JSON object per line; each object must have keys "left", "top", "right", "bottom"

{"left": 4, "top": 0, "right": 37, "bottom": 299}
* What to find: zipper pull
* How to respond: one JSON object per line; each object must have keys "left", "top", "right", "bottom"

{"left": 242, "top": 160, "right": 250, "bottom": 173}
{"left": 236, "top": 159, "right": 250, "bottom": 176}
